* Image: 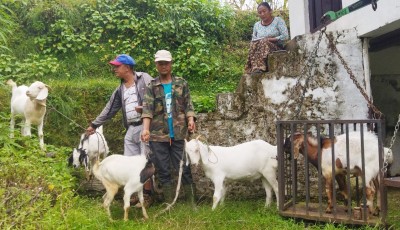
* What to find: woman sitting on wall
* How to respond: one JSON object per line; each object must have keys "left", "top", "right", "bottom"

{"left": 245, "top": 2, "right": 289, "bottom": 74}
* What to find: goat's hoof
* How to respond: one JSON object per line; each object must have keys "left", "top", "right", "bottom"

{"left": 373, "top": 209, "right": 380, "bottom": 216}
{"left": 325, "top": 208, "right": 332, "bottom": 214}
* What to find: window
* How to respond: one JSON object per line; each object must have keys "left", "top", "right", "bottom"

{"left": 309, "top": 0, "right": 342, "bottom": 32}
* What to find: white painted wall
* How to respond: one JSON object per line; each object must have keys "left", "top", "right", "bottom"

{"left": 289, "top": 0, "right": 400, "bottom": 38}
{"left": 261, "top": 28, "right": 369, "bottom": 120}
{"left": 288, "top": 0, "right": 309, "bottom": 38}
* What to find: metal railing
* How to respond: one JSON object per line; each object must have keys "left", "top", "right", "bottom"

{"left": 276, "top": 119, "right": 387, "bottom": 226}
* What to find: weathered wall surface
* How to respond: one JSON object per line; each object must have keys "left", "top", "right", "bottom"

{"left": 191, "top": 28, "right": 371, "bottom": 200}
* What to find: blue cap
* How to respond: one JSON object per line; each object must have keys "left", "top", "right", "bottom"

{"left": 109, "top": 54, "right": 136, "bottom": 66}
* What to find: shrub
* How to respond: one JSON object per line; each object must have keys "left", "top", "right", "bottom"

{"left": 0, "top": 112, "right": 77, "bottom": 229}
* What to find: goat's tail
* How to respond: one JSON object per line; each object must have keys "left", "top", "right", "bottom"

{"left": 6, "top": 79, "right": 17, "bottom": 91}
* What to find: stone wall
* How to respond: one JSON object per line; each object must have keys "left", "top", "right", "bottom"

{"left": 191, "top": 28, "right": 371, "bottom": 200}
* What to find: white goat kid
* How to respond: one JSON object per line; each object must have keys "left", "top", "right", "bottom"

{"left": 71, "top": 126, "right": 109, "bottom": 178}
{"left": 92, "top": 154, "right": 154, "bottom": 221}
{"left": 185, "top": 138, "right": 279, "bottom": 210}
{"left": 7, "top": 80, "right": 49, "bottom": 150}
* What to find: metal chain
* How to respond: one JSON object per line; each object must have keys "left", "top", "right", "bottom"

{"left": 383, "top": 114, "right": 400, "bottom": 172}
{"left": 372, "top": 0, "right": 378, "bottom": 11}
{"left": 293, "top": 28, "right": 327, "bottom": 119}
{"left": 277, "top": 27, "right": 326, "bottom": 120}
{"left": 325, "top": 33, "right": 383, "bottom": 119}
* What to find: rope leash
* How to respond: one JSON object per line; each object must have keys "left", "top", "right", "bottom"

{"left": 154, "top": 132, "right": 196, "bottom": 217}
{"left": 154, "top": 141, "right": 186, "bottom": 218}
{"left": 47, "top": 103, "right": 109, "bottom": 181}
{"left": 47, "top": 104, "right": 87, "bottom": 131}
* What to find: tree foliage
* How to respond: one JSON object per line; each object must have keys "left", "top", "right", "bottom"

{"left": 1, "top": 0, "right": 288, "bottom": 112}
{"left": 23, "top": 0, "right": 236, "bottom": 80}
{"left": 0, "top": 3, "right": 15, "bottom": 51}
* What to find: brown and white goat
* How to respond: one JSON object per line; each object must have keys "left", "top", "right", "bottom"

{"left": 284, "top": 131, "right": 387, "bottom": 216}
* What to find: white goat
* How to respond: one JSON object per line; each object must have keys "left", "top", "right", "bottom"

{"left": 185, "top": 138, "right": 279, "bottom": 210}
{"left": 7, "top": 79, "right": 49, "bottom": 150}
{"left": 70, "top": 126, "right": 109, "bottom": 178}
{"left": 92, "top": 154, "right": 154, "bottom": 221}
{"left": 289, "top": 131, "right": 391, "bottom": 215}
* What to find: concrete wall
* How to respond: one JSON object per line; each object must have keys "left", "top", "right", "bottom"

{"left": 288, "top": 0, "right": 400, "bottom": 38}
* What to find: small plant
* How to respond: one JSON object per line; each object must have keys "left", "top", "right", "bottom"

{"left": 0, "top": 54, "right": 59, "bottom": 83}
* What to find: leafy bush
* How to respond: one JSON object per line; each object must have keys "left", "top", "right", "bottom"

{"left": 0, "top": 3, "right": 16, "bottom": 51}
{"left": 2, "top": 0, "right": 286, "bottom": 113}
{"left": 31, "top": 0, "right": 236, "bottom": 80}
{"left": 0, "top": 112, "right": 77, "bottom": 229}
{"left": 5, "top": 0, "right": 91, "bottom": 36}
{"left": 0, "top": 54, "right": 59, "bottom": 83}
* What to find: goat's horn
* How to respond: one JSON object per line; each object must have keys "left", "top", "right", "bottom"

{"left": 196, "top": 135, "right": 202, "bottom": 140}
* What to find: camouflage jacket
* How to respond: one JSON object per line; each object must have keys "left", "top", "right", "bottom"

{"left": 142, "top": 76, "right": 196, "bottom": 142}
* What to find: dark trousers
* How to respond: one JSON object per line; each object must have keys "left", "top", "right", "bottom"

{"left": 149, "top": 140, "right": 193, "bottom": 186}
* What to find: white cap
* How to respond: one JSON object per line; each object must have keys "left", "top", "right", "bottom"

{"left": 154, "top": 50, "right": 172, "bottom": 62}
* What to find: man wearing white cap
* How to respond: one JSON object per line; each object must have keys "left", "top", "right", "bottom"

{"left": 141, "top": 50, "right": 197, "bottom": 208}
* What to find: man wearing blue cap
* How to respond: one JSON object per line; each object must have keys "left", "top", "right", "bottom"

{"left": 85, "top": 54, "right": 154, "bottom": 207}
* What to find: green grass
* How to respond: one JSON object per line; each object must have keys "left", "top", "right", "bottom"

{"left": 40, "top": 196, "right": 376, "bottom": 230}
{"left": 42, "top": 193, "right": 400, "bottom": 230}
{"left": 1, "top": 114, "right": 399, "bottom": 230}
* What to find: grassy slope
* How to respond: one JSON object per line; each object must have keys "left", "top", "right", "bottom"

{"left": 47, "top": 192, "right": 400, "bottom": 230}
{"left": 1, "top": 117, "right": 399, "bottom": 229}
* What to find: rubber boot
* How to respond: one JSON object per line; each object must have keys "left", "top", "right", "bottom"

{"left": 183, "top": 184, "right": 197, "bottom": 210}
{"left": 162, "top": 184, "right": 175, "bottom": 203}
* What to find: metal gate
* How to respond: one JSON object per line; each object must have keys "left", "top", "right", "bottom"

{"left": 276, "top": 119, "right": 387, "bottom": 226}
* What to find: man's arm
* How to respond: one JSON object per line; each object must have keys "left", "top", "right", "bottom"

{"left": 141, "top": 117, "right": 151, "bottom": 141}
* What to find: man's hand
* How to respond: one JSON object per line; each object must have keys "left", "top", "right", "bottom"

{"left": 135, "top": 106, "right": 143, "bottom": 113}
{"left": 141, "top": 129, "right": 150, "bottom": 142}
{"left": 188, "top": 116, "right": 196, "bottom": 133}
{"left": 86, "top": 126, "right": 95, "bottom": 136}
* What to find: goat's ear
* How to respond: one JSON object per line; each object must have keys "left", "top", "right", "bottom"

{"left": 196, "top": 135, "right": 201, "bottom": 141}
{"left": 68, "top": 155, "right": 73, "bottom": 166}
{"left": 36, "top": 86, "right": 48, "bottom": 100}
{"left": 184, "top": 139, "right": 187, "bottom": 143}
